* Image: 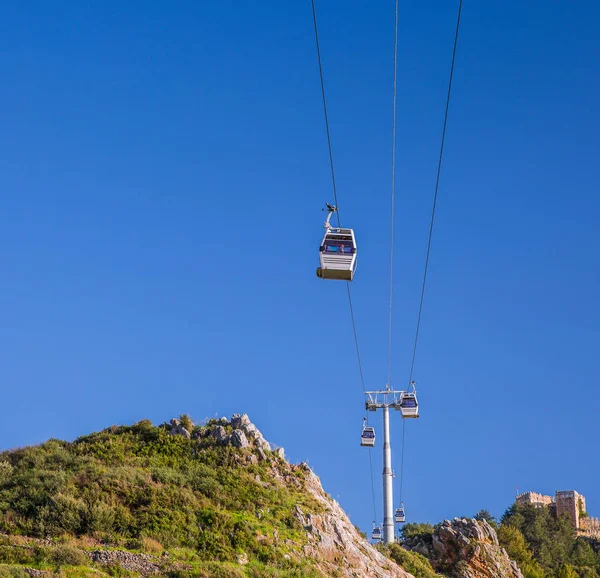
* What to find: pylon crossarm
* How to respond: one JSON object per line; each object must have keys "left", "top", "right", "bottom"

{"left": 364, "top": 389, "right": 406, "bottom": 410}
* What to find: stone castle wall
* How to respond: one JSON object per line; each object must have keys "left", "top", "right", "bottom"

{"left": 517, "top": 490, "right": 589, "bottom": 532}
{"left": 516, "top": 492, "right": 555, "bottom": 507}
{"left": 580, "top": 517, "right": 600, "bottom": 538}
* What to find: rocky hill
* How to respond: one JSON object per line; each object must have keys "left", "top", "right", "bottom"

{"left": 0, "top": 413, "right": 528, "bottom": 578}
{"left": 0, "top": 414, "right": 417, "bottom": 577}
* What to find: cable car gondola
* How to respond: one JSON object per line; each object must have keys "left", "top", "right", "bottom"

{"left": 361, "top": 419, "right": 375, "bottom": 447}
{"left": 316, "top": 204, "right": 357, "bottom": 281}
{"left": 372, "top": 525, "right": 382, "bottom": 541}
{"left": 395, "top": 503, "right": 406, "bottom": 523}
{"left": 400, "top": 390, "right": 419, "bottom": 419}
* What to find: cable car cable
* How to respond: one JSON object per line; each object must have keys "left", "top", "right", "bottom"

{"left": 407, "top": 0, "right": 462, "bottom": 384}
{"left": 398, "top": 420, "right": 406, "bottom": 502}
{"left": 387, "top": 0, "right": 399, "bottom": 388}
{"left": 397, "top": 0, "right": 463, "bottom": 508}
{"left": 346, "top": 284, "right": 366, "bottom": 392}
{"left": 311, "top": 0, "right": 366, "bottom": 395}
{"left": 311, "top": 0, "right": 377, "bottom": 525}
{"left": 368, "top": 450, "right": 378, "bottom": 523}
{"left": 311, "top": 0, "right": 340, "bottom": 229}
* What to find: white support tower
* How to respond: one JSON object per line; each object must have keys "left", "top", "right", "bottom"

{"left": 365, "top": 386, "right": 407, "bottom": 544}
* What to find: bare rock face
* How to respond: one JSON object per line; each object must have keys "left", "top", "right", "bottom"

{"left": 294, "top": 463, "right": 413, "bottom": 578}
{"left": 241, "top": 420, "right": 271, "bottom": 452}
{"left": 403, "top": 518, "right": 523, "bottom": 578}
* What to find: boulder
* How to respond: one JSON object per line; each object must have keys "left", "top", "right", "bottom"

{"left": 231, "top": 429, "right": 250, "bottom": 448}
{"left": 169, "top": 418, "right": 191, "bottom": 439}
{"left": 210, "top": 426, "right": 229, "bottom": 445}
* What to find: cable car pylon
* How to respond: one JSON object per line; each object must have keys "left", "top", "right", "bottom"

{"left": 364, "top": 383, "right": 419, "bottom": 543}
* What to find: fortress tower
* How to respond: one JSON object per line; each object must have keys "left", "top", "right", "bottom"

{"left": 556, "top": 490, "right": 586, "bottom": 530}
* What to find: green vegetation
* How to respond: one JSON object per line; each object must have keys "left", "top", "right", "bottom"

{"left": 474, "top": 509, "right": 497, "bottom": 527}
{"left": 499, "top": 503, "right": 600, "bottom": 578}
{"left": 0, "top": 419, "right": 325, "bottom": 577}
{"left": 380, "top": 543, "right": 442, "bottom": 578}
{"left": 399, "top": 522, "right": 435, "bottom": 540}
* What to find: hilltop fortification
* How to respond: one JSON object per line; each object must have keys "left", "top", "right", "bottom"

{"left": 516, "top": 489, "right": 600, "bottom": 537}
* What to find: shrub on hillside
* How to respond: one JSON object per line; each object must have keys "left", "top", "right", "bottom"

{"left": 400, "top": 522, "right": 434, "bottom": 540}
{"left": 383, "top": 543, "right": 440, "bottom": 578}
{"left": 50, "top": 543, "right": 88, "bottom": 567}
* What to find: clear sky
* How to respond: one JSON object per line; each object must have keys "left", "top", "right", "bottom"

{"left": 1, "top": 0, "right": 599, "bottom": 535}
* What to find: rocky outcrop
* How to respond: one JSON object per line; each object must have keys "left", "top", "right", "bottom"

{"left": 168, "top": 418, "right": 191, "bottom": 439}
{"left": 172, "top": 413, "right": 272, "bottom": 454}
{"left": 404, "top": 518, "right": 523, "bottom": 578}
{"left": 234, "top": 413, "right": 271, "bottom": 452}
{"left": 231, "top": 429, "right": 250, "bottom": 448}
{"left": 86, "top": 550, "right": 161, "bottom": 576}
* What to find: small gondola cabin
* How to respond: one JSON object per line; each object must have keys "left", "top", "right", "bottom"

{"left": 316, "top": 228, "right": 357, "bottom": 281}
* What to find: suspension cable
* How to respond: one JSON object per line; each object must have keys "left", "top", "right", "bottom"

{"left": 398, "top": 0, "right": 463, "bottom": 507}
{"left": 408, "top": 0, "right": 462, "bottom": 383}
{"left": 311, "top": 0, "right": 376, "bottom": 524}
{"left": 311, "top": 0, "right": 365, "bottom": 394}
{"left": 387, "top": 0, "right": 399, "bottom": 389}
{"left": 368, "top": 450, "right": 378, "bottom": 523}
{"left": 398, "top": 419, "right": 406, "bottom": 502}
{"left": 311, "top": 0, "right": 340, "bottom": 229}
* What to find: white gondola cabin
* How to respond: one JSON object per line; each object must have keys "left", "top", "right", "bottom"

{"left": 372, "top": 526, "right": 382, "bottom": 541}
{"left": 361, "top": 425, "right": 375, "bottom": 447}
{"left": 316, "top": 204, "right": 357, "bottom": 281}
{"left": 400, "top": 392, "right": 419, "bottom": 419}
{"left": 395, "top": 503, "right": 406, "bottom": 523}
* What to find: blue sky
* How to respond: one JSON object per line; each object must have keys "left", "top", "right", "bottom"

{"left": 1, "top": 0, "right": 599, "bottom": 534}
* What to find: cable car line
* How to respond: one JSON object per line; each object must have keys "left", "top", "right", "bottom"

{"left": 311, "top": 0, "right": 340, "bottom": 229}
{"left": 408, "top": 0, "right": 462, "bottom": 384}
{"left": 311, "top": 0, "right": 364, "bottom": 393}
{"left": 347, "top": 284, "right": 366, "bottom": 392}
{"left": 397, "top": 0, "right": 463, "bottom": 514}
{"left": 398, "top": 419, "right": 406, "bottom": 502}
{"left": 368, "top": 447, "right": 378, "bottom": 522}
{"left": 387, "top": 0, "right": 399, "bottom": 388}
{"left": 311, "top": 0, "right": 378, "bottom": 525}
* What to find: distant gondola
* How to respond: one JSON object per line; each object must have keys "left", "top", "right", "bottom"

{"left": 395, "top": 503, "right": 406, "bottom": 523}
{"left": 361, "top": 418, "right": 375, "bottom": 447}
{"left": 372, "top": 525, "right": 382, "bottom": 541}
